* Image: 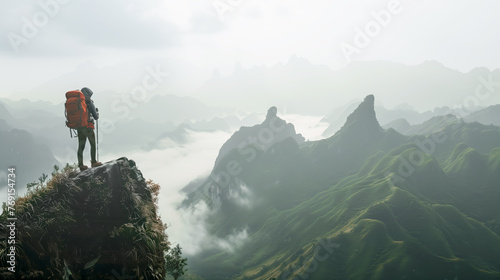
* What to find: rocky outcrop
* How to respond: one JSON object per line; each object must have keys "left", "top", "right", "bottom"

{"left": 0, "top": 157, "right": 168, "bottom": 280}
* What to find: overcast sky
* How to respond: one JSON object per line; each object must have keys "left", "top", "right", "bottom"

{"left": 1, "top": 0, "right": 500, "bottom": 99}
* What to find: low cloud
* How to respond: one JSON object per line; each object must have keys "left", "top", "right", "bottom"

{"left": 214, "top": 227, "right": 249, "bottom": 253}
{"left": 228, "top": 181, "right": 253, "bottom": 209}
{"left": 281, "top": 113, "right": 330, "bottom": 141}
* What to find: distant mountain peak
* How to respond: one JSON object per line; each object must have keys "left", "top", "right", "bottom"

{"left": 339, "top": 94, "right": 381, "bottom": 136}
{"left": 365, "top": 94, "right": 375, "bottom": 104}
{"left": 212, "top": 106, "right": 304, "bottom": 168}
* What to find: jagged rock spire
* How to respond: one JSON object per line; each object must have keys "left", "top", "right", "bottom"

{"left": 339, "top": 95, "right": 381, "bottom": 135}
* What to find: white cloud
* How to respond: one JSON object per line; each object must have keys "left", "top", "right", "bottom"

{"left": 214, "top": 227, "right": 249, "bottom": 253}
{"left": 281, "top": 114, "right": 330, "bottom": 141}
{"left": 228, "top": 181, "right": 253, "bottom": 209}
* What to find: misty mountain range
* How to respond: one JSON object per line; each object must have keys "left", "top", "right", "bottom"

{"left": 1, "top": 65, "right": 499, "bottom": 201}
{"left": 1, "top": 94, "right": 499, "bottom": 278}
{"left": 9, "top": 57, "right": 500, "bottom": 116}
{"left": 5, "top": 0, "right": 500, "bottom": 278}
{"left": 2, "top": 58, "right": 500, "bottom": 279}
{"left": 0, "top": 101, "right": 60, "bottom": 193}
{"left": 194, "top": 57, "right": 500, "bottom": 114}
{"left": 182, "top": 95, "right": 500, "bottom": 279}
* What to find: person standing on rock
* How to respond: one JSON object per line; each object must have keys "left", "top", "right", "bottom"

{"left": 77, "top": 87, "right": 102, "bottom": 171}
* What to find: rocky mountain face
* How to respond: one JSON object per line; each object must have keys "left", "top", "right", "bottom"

{"left": 0, "top": 157, "right": 169, "bottom": 280}
{"left": 214, "top": 106, "right": 305, "bottom": 167}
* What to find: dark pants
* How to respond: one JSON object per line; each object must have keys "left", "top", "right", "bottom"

{"left": 77, "top": 127, "right": 97, "bottom": 166}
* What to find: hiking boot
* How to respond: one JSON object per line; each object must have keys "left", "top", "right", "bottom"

{"left": 79, "top": 165, "right": 88, "bottom": 171}
{"left": 91, "top": 161, "right": 103, "bottom": 168}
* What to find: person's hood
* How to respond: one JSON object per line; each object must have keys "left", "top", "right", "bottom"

{"left": 81, "top": 87, "right": 93, "bottom": 99}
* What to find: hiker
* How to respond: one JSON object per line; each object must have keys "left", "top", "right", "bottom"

{"left": 77, "top": 87, "right": 102, "bottom": 171}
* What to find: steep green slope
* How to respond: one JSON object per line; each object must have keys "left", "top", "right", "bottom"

{"left": 236, "top": 147, "right": 500, "bottom": 280}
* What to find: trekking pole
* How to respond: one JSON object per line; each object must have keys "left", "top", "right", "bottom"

{"left": 96, "top": 118, "right": 99, "bottom": 162}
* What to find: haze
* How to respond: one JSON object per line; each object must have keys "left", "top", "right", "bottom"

{"left": 1, "top": 0, "right": 500, "bottom": 111}
{"left": 2, "top": 0, "right": 500, "bottom": 262}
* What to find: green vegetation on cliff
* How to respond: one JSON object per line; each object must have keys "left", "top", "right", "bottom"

{"left": 0, "top": 158, "right": 170, "bottom": 280}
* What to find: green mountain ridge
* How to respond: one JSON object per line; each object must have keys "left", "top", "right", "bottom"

{"left": 184, "top": 95, "right": 500, "bottom": 279}
{"left": 202, "top": 144, "right": 500, "bottom": 280}
{"left": 384, "top": 114, "right": 460, "bottom": 136}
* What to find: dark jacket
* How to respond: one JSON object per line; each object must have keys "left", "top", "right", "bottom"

{"left": 81, "top": 87, "right": 99, "bottom": 125}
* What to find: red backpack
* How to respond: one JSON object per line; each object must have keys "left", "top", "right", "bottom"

{"left": 65, "top": 90, "right": 93, "bottom": 132}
